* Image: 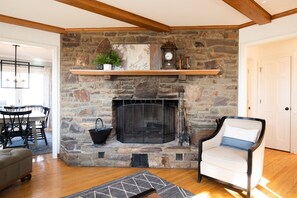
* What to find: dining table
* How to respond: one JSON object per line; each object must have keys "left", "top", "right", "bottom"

{"left": 0, "top": 110, "right": 46, "bottom": 147}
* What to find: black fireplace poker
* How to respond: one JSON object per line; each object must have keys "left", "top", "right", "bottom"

{"left": 178, "top": 88, "right": 190, "bottom": 146}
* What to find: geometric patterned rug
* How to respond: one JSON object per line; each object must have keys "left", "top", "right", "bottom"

{"left": 64, "top": 170, "right": 194, "bottom": 198}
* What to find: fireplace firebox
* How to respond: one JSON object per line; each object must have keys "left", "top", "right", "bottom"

{"left": 113, "top": 99, "right": 178, "bottom": 143}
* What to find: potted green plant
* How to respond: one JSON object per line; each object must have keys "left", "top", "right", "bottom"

{"left": 93, "top": 50, "right": 122, "bottom": 70}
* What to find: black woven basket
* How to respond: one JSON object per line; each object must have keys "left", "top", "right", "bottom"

{"left": 89, "top": 118, "right": 112, "bottom": 144}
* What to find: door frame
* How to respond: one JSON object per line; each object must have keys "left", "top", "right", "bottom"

{"left": 0, "top": 37, "right": 60, "bottom": 158}
{"left": 239, "top": 37, "right": 297, "bottom": 154}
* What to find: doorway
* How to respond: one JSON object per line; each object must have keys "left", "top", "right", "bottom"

{"left": 258, "top": 56, "right": 291, "bottom": 151}
{"left": 247, "top": 38, "right": 296, "bottom": 152}
{"left": 0, "top": 40, "right": 59, "bottom": 156}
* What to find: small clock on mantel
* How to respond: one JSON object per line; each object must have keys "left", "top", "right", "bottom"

{"left": 161, "top": 41, "right": 177, "bottom": 70}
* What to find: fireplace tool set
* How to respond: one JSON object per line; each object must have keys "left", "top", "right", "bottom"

{"left": 178, "top": 88, "right": 190, "bottom": 146}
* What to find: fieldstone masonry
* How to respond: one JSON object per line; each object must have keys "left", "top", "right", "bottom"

{"left": 60, "top": 29, "right": 238, "bottom": 168}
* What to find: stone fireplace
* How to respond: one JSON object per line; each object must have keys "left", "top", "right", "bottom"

{"left": 114, "top": 99, "right": 178, "bottom": 144}
{"left": 59, "top": 29, "right": 238, "bottom": 168}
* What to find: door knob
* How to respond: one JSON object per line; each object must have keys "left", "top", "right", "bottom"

{"left": 285, "top": 107, "right": 289, "bottom": 111}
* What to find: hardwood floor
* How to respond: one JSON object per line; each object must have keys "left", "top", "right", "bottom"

{"left": 0, "top": 148, "right": 296, "bottom": 198}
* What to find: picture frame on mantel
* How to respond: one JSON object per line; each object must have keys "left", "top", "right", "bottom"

{"left": 112, "top": 44, "right": 162, "bottom": 70}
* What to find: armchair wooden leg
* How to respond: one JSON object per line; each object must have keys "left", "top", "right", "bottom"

{"left": 197, "top": 174, "right": 202, "bottom": 182}
{"left": 247, "top": 189, "right": 251, "bottom": 198}
{"left": 247, "top": 174, "right": 251, "bottom": 198}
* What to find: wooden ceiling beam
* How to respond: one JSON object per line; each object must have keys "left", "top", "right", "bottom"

{"left": 223, "top": 0, "right": 271, "bottom": 24}
{"left": 239, "top": 8, "right": 297, "bottom": 29}
{"left": 65, "top": 25, "right": 240, "bottom": 33}
{"left": 238, "top": 21, "right": 256, "bottom": 29}
{"left": 55, "top": 0, "right": 170, "bottom": 32}
{"left": 0, "top": 14, "right": 66, "bottom": 34}
{"left": 272, "top": 8, "right": 297, "bottom": 20}
{"left": 65, "top": 27, "right": 146, "bottom": 33}
{"left": 170, "top": 25, "right": 239, "bottom": 30}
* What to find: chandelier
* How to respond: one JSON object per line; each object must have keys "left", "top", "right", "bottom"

{"left": 0, "top": 44, "right": 30, "bottom": 89}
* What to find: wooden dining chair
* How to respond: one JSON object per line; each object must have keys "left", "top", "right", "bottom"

{"left": 28, "top": 106, "right": 50, "bottom": 145}
{"left": 0, "top": 132, "right": 5, "bottom": 148}
{"left": 3, "top": 106, "right": 31, "bottom": 145}
{"left": 24, "top": 105, "right": 44, "bottom": 113}
{"left": 37, "top": 106, "right": 50, "bottom": 145}
{"left": 3, "top": 106, "right": 26, "bottom": 111}
{"left": 0, "top": 110, "right": 32, "bottom": 148}
{"left": 2, "top": 106, "right": 26, "bottom": 145}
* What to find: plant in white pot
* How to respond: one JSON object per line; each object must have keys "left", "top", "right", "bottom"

{"left": 93, "top": 50, "right": 122, "bottom": 70}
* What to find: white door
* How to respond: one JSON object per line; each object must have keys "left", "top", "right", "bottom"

{"left": 247, "top": 58, "right": 258, "bottom": 117}
{"left": 258, "top": 56, "right": 291, "bottom": 151}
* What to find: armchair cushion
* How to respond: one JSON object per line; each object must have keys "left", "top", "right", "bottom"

{"left": 221, "top": 124, "right": 259, "bottom": 150}
{"left": 202, "top": 146, "right": 248, "bottom": 173}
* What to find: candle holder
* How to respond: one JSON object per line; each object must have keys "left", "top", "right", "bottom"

{"left": 184, "top": 56, "right": 191, "bottom": 69}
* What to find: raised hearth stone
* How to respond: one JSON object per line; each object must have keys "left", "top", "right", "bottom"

{"left": 60, "top": 137, "right": 198, "bottom": 169}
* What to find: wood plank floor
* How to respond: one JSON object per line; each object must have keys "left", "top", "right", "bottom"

{"left": 0, "top": 148, "right": 296, "bottom": 198}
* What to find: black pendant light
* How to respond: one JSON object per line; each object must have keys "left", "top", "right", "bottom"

{"left": 0, "top": 44, "right": 30, "bottom": 89}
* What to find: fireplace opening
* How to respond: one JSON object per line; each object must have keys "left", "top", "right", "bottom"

{"left": 113, "top": 99, "right": 178, "bottom": 144}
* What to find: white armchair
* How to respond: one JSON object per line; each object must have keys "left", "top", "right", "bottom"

{"left": 198, "top": 116, "right": 266, "bottom": 198}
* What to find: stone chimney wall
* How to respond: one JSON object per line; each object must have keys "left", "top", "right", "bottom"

{"left": 59, "top": 30, "right": 238, "bottom": 167}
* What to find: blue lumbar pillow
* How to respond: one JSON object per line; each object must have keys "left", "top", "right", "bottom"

{"left": 221, "top": 124, "right": 259, "bottom": 150}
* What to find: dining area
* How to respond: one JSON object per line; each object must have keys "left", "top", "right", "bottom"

{"left": 0, "top": 105, "right": 51, "bottom": 152}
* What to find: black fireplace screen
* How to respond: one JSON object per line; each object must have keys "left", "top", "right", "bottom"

{"left": 114, "top": 99, "right": 177, "bottom": 143}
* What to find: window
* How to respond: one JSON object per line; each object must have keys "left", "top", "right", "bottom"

{"left": 0, "top": 66, "right": 51, "bottom": 107}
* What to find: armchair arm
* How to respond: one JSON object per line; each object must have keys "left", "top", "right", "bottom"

{"left": 247, "top": 120, "right": 266, "bottom": 189}
{"left": 247, "top": 120, "right": 266, "bottom": 169}
{"left": 246, "top": 138, "right": 265, "bottom": 191}
{"left": 198, "top": 119, "right": 225, "bottom": 162}
{"left": 197, "top": 117, "right": 226, "bottom": 182}
{"left": 198, "top": 116, "right": 228, "bottom": 152}
{"left": 200, "top": 134, "right": 221, "bottom": 151}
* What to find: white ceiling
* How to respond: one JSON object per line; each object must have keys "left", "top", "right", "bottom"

{"left": 0, "top": 0, "right": 297, "bottom": 65}
{"left": 0, "top": 42, "right": 52, "bottom": 66}
{"left": 0, "top": 0, "right": 296, "bottom": 29}
{"left": 254, "top": 0, "right": 297, "bottom": 14}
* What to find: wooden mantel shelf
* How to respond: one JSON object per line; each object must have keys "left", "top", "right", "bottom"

{"left": 70, "top": 69, "right": 220, "bottom": 76}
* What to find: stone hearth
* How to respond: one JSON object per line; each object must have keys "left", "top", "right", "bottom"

{"left": 61, "top": 137, "right": 198, "bottom": 168}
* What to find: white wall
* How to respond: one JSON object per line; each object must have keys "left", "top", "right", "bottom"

{"left": 239, "top": 14, "right": 297, "bottom": 153}
{"left": 0, "top": 22, "right": 61, "bottom": 158}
